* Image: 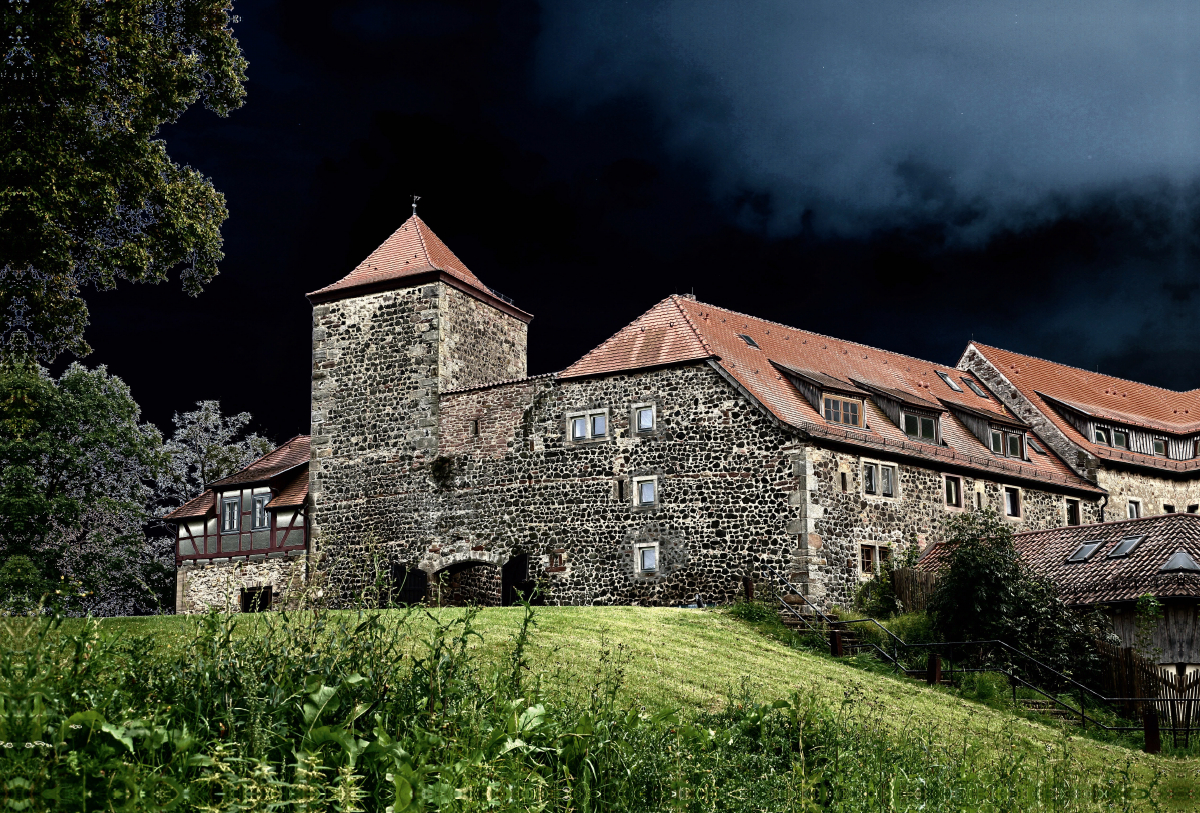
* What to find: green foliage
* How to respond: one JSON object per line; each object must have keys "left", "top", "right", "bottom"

{"left": 0, "top": 604, "right": 1161, "bottom": 811}
{"left": 1, "top": 0, "right": 248, "bottom": 358}
{"left": 883, "top": 611, "right": 939, "bottom": 646}
{"left": 0, "top": 555, "right": 47, "bottom": 614}
{"left": 854, "top": 561, "right": 901, "bottom": 618}
{"left": 927, "top": 509, "right": 1110, "bottom": 680}
{"left": 0, "top": 356, "right": 166, "bottom": 614}
{"left": 729, "top": 599, "right": 777, "bottom": 623}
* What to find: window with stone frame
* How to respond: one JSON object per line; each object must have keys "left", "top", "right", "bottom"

{"left": 1066, "top": 498, "right": 1081, "bottom": 526}
{"left": 1004, "top": 486, "right": 1022, "bottom": 519}
{"left": 567, "top": 409, "right": 609, "bottom": 441}
{"left": 863, "top": 461, "right": 898, "bottom": 498}
{"left": 635, "top": 543, "right": 658, "bottom": 573}
{"left": 632, "top": 476, "right": 658, "bottom": 508}
{"left": 221, "top": 497, "right": 239, "bottom": 533}
{"left": 860, "top": 544, "right": 876, "bottom": 576}
{"left": 1127, "top": 499, "right": 1141, "bottom": 519}
{"left": 633, "top": 403, "right": 656, "bottom": 433}
{"left": 944, "top": 475, "right": 963, "bottom": 508}
{"left": 1164, "top": 504, "right": 1176, "bottom": 514}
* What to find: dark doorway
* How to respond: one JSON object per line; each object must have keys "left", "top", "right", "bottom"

{"left": 390, "top": 566, "right": 428, "bottom": 606}
{"left": 502, "top": 554, "right": 542, "bottom": 606}
{"left": 241, "top": 585, "right": 272, "bottom": 613}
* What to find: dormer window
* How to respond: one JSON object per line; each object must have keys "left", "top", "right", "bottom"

{"left": 990, "top": 428, "right": 1025, "bottom": 458}
{"left": 1095, "top": 427, "right": 1109, "bottom": 445}
{"left": 936, "top": 371, "right": 963, "bottom": 392}
{"left": 903, "top": 412, "right": 937, "bottom": 442}
{"left": 824, "top": 396, "right": 862, "bottom": 428}
{"left": 1113, "top": 430, "right": 1128, "bottom": 449}
{"left": 1007, "top": 434, "right": 1023, "bottom": 458}
{"left": 1154, "top": 438, "right": 1166, "bottom": 456}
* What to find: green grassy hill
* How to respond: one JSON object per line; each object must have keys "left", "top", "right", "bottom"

{"left": 99, "top": 606, "right": 1191, "bottom": 778}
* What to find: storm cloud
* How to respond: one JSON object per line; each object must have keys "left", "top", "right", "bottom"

{"left": 537, "top": 1, "right": 1200, "bottom": 240}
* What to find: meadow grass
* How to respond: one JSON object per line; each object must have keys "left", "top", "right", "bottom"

{"left": 89, "top": 606, "right": 1195, "bottom": 779}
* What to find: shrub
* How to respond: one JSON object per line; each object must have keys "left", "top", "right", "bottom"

{"left": 853, "top": 563, "right": 901, "bottom": 618}
{"left": 729, "top": 599, "right": 777, "bottom": 623}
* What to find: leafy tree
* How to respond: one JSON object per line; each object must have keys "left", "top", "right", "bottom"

{"left": 0, "top": 355, "right": 165, "bottom": 614}
{"left": 153, "top": 400, "right": 273, "bottom": 515}
{"left": 1, "top": 0, "right": 248, "bottom": 359}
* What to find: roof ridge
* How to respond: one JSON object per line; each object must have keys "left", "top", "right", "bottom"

{"left": 669, "top": 295, "right": 712, "bottom": 354}
{"left": 1014, "top": 511, "right": 1198, "bottom": 537}
{"left": 684, "top": 298, "right": 970, "bottom": 375}
{"left": 970, "top": 341, "right": 1197, "bottom": 398}
{"left": 559, "top": 296, "right": 713, "bottom": 378}
{"left": 411, "top": 215, "right": 434, "bottom": 268}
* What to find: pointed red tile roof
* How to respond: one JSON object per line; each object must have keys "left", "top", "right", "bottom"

{"left": 163, "top": 490, "right": 216, "bottom": 522}
{"left": 208, "top": 435, "right": 310, "bottom": 488}
{"left": 266, "top": 469, "right": 309, "bottom": 510}
{"left": 307, "top": 216, "right": 530, "bottom": 323}
{"left": 557, "top": 296, "right": 1098, "bottom": 492}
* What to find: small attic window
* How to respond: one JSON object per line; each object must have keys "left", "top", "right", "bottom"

{"left": 1028, "top": 438, "right": 1045, "bottom": 455}
{"left": 1108, "top": 536, "right": 1144, "bottom": 559}
{"left": 936, "top": 371, "right": 963, "bottom": 392}
{"left": 1153, "top": 438, "right": 1166, "bottom": 456}
{"left": 962, "top": 378, "right": 989, "bottom": 398}
{"left": 1067, "top": 541, "right": 1103, "bottom": 563}
{"left": 1113, "top": 430, "right": 1128, "bottom": 449}
{"left": 737, "top": 334, "right": 760, "bottom": 349}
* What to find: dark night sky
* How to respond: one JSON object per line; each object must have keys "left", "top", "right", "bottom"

{"left": 77, "top": 0, "right": 1200, "bottom": 444}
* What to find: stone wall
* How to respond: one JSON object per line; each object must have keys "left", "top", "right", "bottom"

{"left": 1097, "top": 469, "right": 1200, "bottom": 520}
{"left": 436, "top": 562, "right": 503, "bottom": 606}
{"left": 310, "top": 281, "right": 529, "bottom": 601}
{"left": 177, "top": 552, "right": 308, "bottom": 614}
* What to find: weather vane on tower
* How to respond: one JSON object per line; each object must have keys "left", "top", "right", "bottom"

{"left": 411, "top": 194, "right": 421, "bottom": 216}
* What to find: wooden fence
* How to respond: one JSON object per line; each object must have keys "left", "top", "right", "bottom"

{"left": 892, "top": 567, "right": 938, "bottom": 614}
{"left": 1095, "top": 639, "right": 1200, "bottom": 747}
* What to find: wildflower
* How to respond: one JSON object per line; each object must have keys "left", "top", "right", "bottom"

{"left": 2, "top": 743, "right": 12, "bottom": 749}
{"left": 69, "top": 724, "right": 82, "bottom": 730}
{"left": 24, "top": 743, "right": 33, "bottom": 749}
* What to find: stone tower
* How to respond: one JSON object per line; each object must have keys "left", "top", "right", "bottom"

{"left": 305, "top": 215, "right": 532, "bottom": 595}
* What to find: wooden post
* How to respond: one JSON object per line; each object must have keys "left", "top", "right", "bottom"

{"left": 927, "top": 653, "right": 941, "bottom": 686}
{"left": 743, "top": 576, "right": 754, "bottom": 602}
{"left": 1144, "top": 707, "right": 1161, "bottom": 755}
{"left": 830, "top": 629, "right": 844, "bottom": 658}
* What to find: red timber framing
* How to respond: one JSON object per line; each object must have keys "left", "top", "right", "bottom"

{"left": 173, "top": 487, "right": 308, "bottom": 562}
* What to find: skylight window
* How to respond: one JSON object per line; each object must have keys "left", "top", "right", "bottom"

{"left": 936, "top": 371, "right": 963, "bottom": 392}
{"left": 962, "top": 378, "right": 989, "bottom": 398}
{"left": 737, "top": 334, "right": 760, "bottom": 349}
{"left": 1028, "top": 438, "right": 1045, "bottom": 455}
{"left": 1107, "top": 536, "right": 1144, "bottom": 559}
{"left": 1067, "top": 541, "right": 1103, "bottom": 563}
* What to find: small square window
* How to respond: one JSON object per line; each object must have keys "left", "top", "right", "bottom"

{"left": 571, "top": 417, "right": 587, "bottom": 439}
{"left": 241, "top": 586, "right": 271, "bottom": 613}
{"left": 221, "top": 497, "right": 239, "bottom": 533}
{"left": 470, "top": 419, "right": 480, "bottom": 436}
{"left": 549, "top": 552, "right": 564, "bottom": 569}
{"left": 251, "top": 495, "right": 270, "bottom": 530}
{"left": 990, "top": 430, "right": 1004, "bottom": 454}
{"left": 962, "top": 377, "right": 989, "bottom": 398}
{"left": 639, "top": 547, "right": 657, "bottom": 572}
{"left": 636, "top": 407, "right": 655, "bottom": 432}
{"left": 945, "top": 475, "right": 962, "bottom": 507}
{"left": 1127, "top": 500, "right": 1141, "bottom": 519}
{"left": 1154, "top": 438, "right": 1166, "bottom": 456}
{"left": 1113, "top": 430, "right": 1128, "bottom": 449}
{"left": 637, "top": 479, "right": 656, "bottom": 506}
{"left": 881, "top": 465, "right": 896, "bottom": 498}
{"left": 591, "top": 413, "right": 606, "bottom": 437}
{"left": 737, "top": 334, "right": 760, "bottom": 349}
{"left": 863, "top": 463, "right": 878, "bottom": 495}
{"left": 1190, "top": 504, "right": 1199, "bottom": 514}
{"left": 1007, "top": 433, "right": 1023, "bottom": 458}
{"left": 1066, "top": 498, "right": 1081, "bottom": 526}
{"left": 1165, "top": 504, "right": 1176, "bottom": 514}
{"left": 936, "top": 371, "right": 963, "bottom": 392}
{"left": 1004, "top": 487, "right": 1021, "bottom": 518}
{"left": 1067, "top": 541, "right": 1103, "bottom": 563}
{"left": 904, "top": 414, "right": 919, "bottom": 436}
{"left": 1095, "top": 428, "right": 1109, "bottom": 445}
{"left": 860, "top": 545, "right": 876, "bottom": 575}
{"left": 1107, "top": 536, "right": 1144, "bottom": 558}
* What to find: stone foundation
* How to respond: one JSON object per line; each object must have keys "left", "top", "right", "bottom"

{"left": 177, "top": 552, "right": 309, "bottom": 613}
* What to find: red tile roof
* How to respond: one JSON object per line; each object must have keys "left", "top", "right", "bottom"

{"left": 163, "top": 490, "right": 215, "bottom": 522}
{"left": 1015, "top": 513, "right": 1200, "bottom": 604}
{"left": 208, "top": 435, "right": 310, "bottom": 489}
{"left": 969, "top": 343, "right": 1200, "bottom": 471}
{"left": 266, "top": 469, "right": 309, "bottom": 509}
{"left": 561, "top": 296, "right": 1098, "bottom": 491}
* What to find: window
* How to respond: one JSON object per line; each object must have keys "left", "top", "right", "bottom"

{"left": 945, "top": 475, "right": 962, "bottom": 508}
{"left": 881, "top": 465, "right": 896, "bottom": 498}
{"left": 991, "top": 428, "right": 1024, "bottom": 457}
{"left": 879, "top": 546, "right": 892, "bottom": 568}
{"left": 635, "top": 406, "right": 655, "bottom": 432}
{"left": 1066, "top": 498, "right": 1081, "bottom": 526}
{"left": 1127, "top": 500, "right": 1141, "bottom": 519}
{"left": 637, "top": 546, "right": 657, "bottom": 572}
{"left": 990, "top": 430, "right": 1004, "bottom": 454}
{"left": 241, "top": 586, "right": 271, "bottom": 613}
{"left": 904, "top": 413, "right": 937, "bottom": 441}
{"left": 1004, "top": 487, "right": 1021, "bottom": 518}
{"left": 1007, "top": 433, "right": 1024, "bottom": 458}
{"left": 936, "top": 371, "right": 963, "bottom": 392}
{"left": 1107, "top": 536, "right": 1144, "bottom": 559}
{"left": 1165, "top": 504, "right": 1176, "bottom": 514}
{"left": 1154, "top": 438, "right": 1166, "bottom": 456}
{"left": 617, "top": 480, "right": 627, "bottom": 501}
{"left": 1113, "top": 430, "right": 1128, "bottom": 449}
{"left": 737, "top": 334, "right": 760, "bottom": 349}
{"left": 840, "top": 472, "right": 849, "bottom": 492}
{"left": 251, "top": 495, "right": 270, "bottom": 530}
{"left": 860, "top": 544, "right": 876, "bottom": 575}
{"left": 1028, "top": 438, "right": 1045, "bottom": 455}
{"left": 975, "top": 490, "right": 984, "bottom": 509}
{"left": 549, "top": 551, "right": 565, "bottom": 569}
{"left": 864, "top": 463, "right": 877, "bottom": 495}
{"left": 568, "top": 410, "right": 608, "bottom": 441}
{"left": 221, "top": 497, "right": 239, "bottom": 533}
{"left": 824, "top": 397, "right": 862, "bottom": 427}
{"left": 470, "top": 419, "right": 480, "bottom": 436}
{"left": 1190, "top": 504, "right": 1198, "bottom": 514}
{"left": 1067, "top": 541, "right": 1103, "bottom": 563}
{"left": 633, "top": 477, "right": 657, "bottom": 507}
{"left": 962, "top": 377, "right": 989, "bottom": 398}
{"left": 1095, "top": 427, "right": 1109, "bottom": 445}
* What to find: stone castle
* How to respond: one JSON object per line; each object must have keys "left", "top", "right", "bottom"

{"left": 168, "top": 214, "right": 1200, "bottom": 613}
